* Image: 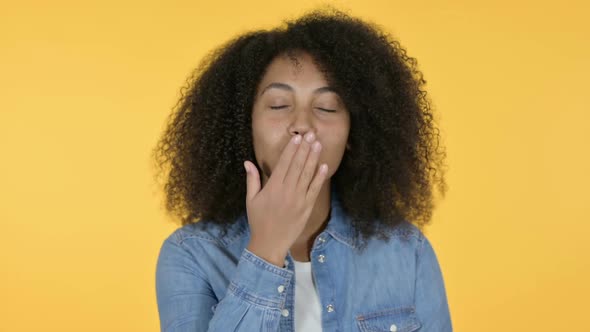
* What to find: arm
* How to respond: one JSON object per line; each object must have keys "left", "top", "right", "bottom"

{"left": 414, "top": 232, "right": 453, "bottom": 331}
{"left": 155, "top": 234, "right": 293, "bottom": 332}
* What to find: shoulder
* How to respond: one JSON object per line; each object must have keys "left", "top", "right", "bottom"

{"left": 353, "top": 219, "right": 424, "bottom": 255}
{"left": 163, "top": 214, "right": 248, "bottom": 247}
{"left": 376, "top": 219, "right": 424, "bottom": 248}
{"left": 390, "top": 219, "right": 423, "bottom": 240}
{"left": 393, "top": 221, "right": 437, "bottom": 257}
{"left": 156, "top": 215, "right": 248, "bottom": 274}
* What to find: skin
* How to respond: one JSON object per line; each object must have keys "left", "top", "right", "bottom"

{"left": 251, "top": 50, "right": 351, "bottom": 262}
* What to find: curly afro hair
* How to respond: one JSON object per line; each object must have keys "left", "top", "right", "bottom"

{"left": 151, "top": 5, "right": 448, "bottom": 250}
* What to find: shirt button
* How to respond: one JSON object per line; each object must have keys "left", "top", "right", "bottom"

{"left": 277, "top": 285, "right": 285, "bottom": 293}
{"left": 390, "top": 324, "right": 398, "bottom": 331}
{"left": 284, "top": 260, "right": 289, "bottom": 267}
{"left": 318, "top": 236, "right": 326, "bottom": 243}
{"left": 326, "top": 304, "right": 334, "bottom": 312}
{"left": 318, "top": 254, "right": 325, "bottom": 263}
{"left": 281, "top": 309, "right": 289, "bottom": 317}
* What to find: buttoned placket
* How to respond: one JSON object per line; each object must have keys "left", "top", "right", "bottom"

{"left": 278, "top": 232, "right": 332, "bottom": 328}
{"left": 312, "top": 234, "right": 336, "bottom": 316}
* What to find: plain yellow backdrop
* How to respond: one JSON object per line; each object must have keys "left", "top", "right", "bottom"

{"left": 1, "top": 0, "right": 588, "bottom": 331}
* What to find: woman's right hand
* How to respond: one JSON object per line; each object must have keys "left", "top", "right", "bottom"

{"left": 243, "top": 131, "right": 328, "bottom": 267}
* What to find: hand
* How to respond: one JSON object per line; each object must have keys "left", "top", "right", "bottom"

{"left": 243, "top": 132, "right": 328, "bottom": 266}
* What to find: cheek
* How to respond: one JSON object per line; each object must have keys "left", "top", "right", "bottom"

{"left": 322, "top": 139, "right": 347, "bottom": 161}
{"left": 319, "top": 123, "right": 349, "bottom": 168}
{"left": 251, "top": 119, "right": 285, "bottom": 163}
{"left": 323, "top": 122, "right": 350, "bottom": 149}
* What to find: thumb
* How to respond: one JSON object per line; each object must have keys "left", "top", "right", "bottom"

{"left": 243, "top": 160, "right": 260, "bottom": 202}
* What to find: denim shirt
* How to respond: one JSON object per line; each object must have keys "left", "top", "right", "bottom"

{"left": 155, "top": 188, "right": 453, "bottom": 332}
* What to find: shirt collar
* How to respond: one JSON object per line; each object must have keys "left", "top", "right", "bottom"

{"left": 324, "top": 184, "right": 357, "bottom": 248}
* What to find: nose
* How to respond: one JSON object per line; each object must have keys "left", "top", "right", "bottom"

{"left": 290, "top": 110, "right": 316, "bottom": 142}
{"left": 292, "top": 131, "right": 316, "bottom": 144}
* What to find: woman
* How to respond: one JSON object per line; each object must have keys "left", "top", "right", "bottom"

{"left": 153, "top": 6, "right": 451, "bottom": 332}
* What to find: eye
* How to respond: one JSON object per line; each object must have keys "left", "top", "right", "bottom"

{"left": 317, "top": 108, "right": 336, "bottom": 112}
{"left": 269, "top": 106, "right": 335, "bottom": 112}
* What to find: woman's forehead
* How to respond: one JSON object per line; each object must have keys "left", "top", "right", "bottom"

{"left": 257, "top": 54, "right": 329, "bottom": 92}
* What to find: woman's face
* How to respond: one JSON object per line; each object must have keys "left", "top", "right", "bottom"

{"left": 251, "top": 51, "right": 350, "bottom": 187}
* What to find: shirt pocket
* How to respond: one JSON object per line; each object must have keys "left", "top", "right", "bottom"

{"left": 355, "top": 306, "right": 421, "bottom": 332}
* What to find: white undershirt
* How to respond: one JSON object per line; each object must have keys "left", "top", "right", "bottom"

{"left": 293, "top": 260, "right": 323, "bottom": 332}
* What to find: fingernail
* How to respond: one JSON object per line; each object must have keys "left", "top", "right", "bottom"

{"left": 312, "top": 141, "right": 322, "bottom": 152}
{"left": 293, "top": 135, "right": 302, "bottom": 144}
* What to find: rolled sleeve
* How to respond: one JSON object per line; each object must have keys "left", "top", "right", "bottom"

{"left": 156, "top": 234, "right": 293, "bottom": 331}
{"left": 228, "top": 248, "right": 294, "bottom": 308}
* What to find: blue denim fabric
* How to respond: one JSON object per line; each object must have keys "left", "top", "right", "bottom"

{"left": 155, "top": 187, "right": 452, "bottom": 332}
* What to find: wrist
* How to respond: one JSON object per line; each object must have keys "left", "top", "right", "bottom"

{"left": 246, "top": 242, "right": 287, "bottom": 267}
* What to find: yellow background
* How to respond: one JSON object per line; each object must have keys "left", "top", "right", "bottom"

{"left": 1, "top": 0, "right": 588, "bottom": 331}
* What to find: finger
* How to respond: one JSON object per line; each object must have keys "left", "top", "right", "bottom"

{"left": 284, "top": 133, "right": 314, "bottom": 188}
{"left": 268, "top": 134, "right": 302, "bottom": 185}
{"left": 297, "top": 140, "right": 322, "bottom": 193}
{"left": 244, "top": 160, "right": 261, "bottom": 203}
{"left": 306, "top": 163, "right": 328, "bottom": 203}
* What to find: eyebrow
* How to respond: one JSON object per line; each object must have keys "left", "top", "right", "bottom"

{"left": 259, "top": 82, "right": 338, "bottom": 97}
